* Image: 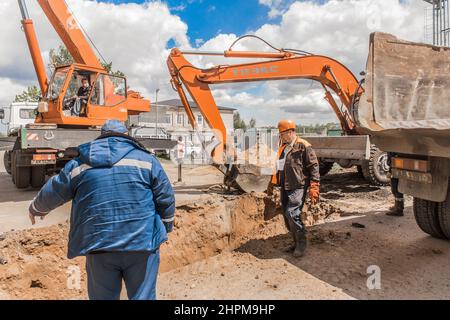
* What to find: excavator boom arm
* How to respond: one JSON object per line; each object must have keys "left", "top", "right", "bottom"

{"left": 167, "top": 48, "right": 362, "bottom": 163}
{"left": 37, "top": 0, "right": 103, "bottom": 69}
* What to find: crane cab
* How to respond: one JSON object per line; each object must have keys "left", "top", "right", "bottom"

{"left": 36, "top": 64, "right": 149, "bottom": 127}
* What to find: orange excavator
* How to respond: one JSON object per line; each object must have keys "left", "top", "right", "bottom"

{"left": 2, "top": 0, "right": 170, "bottom": 189}
{"left": 167, "top": 35, "right": 387, "bottom": 192}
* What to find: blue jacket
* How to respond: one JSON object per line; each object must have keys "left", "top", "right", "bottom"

{"left": 29, "top": 135, "right": 175, "bottom": 259}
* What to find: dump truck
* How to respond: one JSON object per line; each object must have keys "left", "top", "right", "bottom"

{"left": 356, "top": 32, "right": 450, "bottom": 239}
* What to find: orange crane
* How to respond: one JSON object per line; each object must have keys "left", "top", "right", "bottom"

{"left": 19, "top": 0, "right": 150, "bottom": 126}
{"left": 3, "top": 0, "right": 161, "bottom": 189}
{"left": 167, "top": 36, "right": 386, "bottom": 192}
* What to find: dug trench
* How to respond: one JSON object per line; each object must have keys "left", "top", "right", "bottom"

{"left": 0, "top": 186, "right": 342, "bottom": 300}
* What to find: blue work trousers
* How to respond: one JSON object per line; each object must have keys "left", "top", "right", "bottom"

{"left": 86, "top": 251, "right": 160, "bottom": 300}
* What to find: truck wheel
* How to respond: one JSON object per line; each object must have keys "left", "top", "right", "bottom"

{"left": 361, "top": 145, "right": 390, "bottom": 186}
{"left": 3, "top": 151, "right": 12, "bottom": 175}
{"left": 31, "top": 166, "right": 46, "bottom": 189}
{"left": 437, "top": 184, "right": 450, "bottom": 239}
{"left": 319, "top": 160, "right": 334, "bottom": 177}
{"left": 13, "top": 167, "right": 31, "bottom": 189}
{"left": 413, "top": 197, "right": 446, "bottom": 239}
{"left": 11, "top": 152, "right": 30, "bottom": 189}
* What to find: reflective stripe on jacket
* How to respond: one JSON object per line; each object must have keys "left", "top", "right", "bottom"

{"left": 30, "top": 135, "right": 175, "bottom": 259}
{"left": 271, "top": 137, "right": 320, "bottom": 190}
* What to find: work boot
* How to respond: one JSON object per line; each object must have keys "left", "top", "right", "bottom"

{"left": 292, "top": 230, "right": 307, "bottom": 258}
{"left": 386, "top": 200, "right": 404, "bottom": 217}
{"left": 284, "top": 232, "right": 296, "bottom": 253}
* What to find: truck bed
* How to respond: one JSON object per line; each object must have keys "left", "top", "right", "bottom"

{"left": 357, "top": 32, "right": 450, "bottom": 158}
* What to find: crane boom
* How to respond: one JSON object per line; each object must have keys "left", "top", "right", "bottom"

{"left": 18, "top": 0, "right": 48, "bottom": 94}
{"left": 167, "top": 47, "right": 362, "bottom": 164}
{"left": 36, "top": 0, "right": 103, "bottom": 69}
{"left": 18, "top": 0, "right": 150, "bottom": 127}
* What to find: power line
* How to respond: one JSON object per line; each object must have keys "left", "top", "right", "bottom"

{"left": 64, "top": 0, "right": 108, "bottom": 64}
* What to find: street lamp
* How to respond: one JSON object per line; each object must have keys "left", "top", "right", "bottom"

{"left": 155, "top": 88, "right": 160, "bottom": 137}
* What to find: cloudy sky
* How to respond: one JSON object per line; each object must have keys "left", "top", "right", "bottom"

{"left": 0, "top": 0, "right": 428, "bottom": 126}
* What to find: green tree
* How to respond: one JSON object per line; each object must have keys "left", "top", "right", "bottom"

{"left": 48, "top": 45, "right": 125, "bottom": 76}
{"left": 14, "top": 85, "right": 41, "bottom": 103}
{"left": 249, "top": 118, "right": 256, "bottom": 128}
{"left": 101, "top": 61, "right": 125, "bottom": 77}
{"left": 233, "top": 112, "right": 247, "bottom": 130}
{"left": 48, "top": 45, "right": 74, "bottom": 72}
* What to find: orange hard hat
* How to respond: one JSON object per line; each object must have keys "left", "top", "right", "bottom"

{"left": 278, "top": 119, "right": 296, "bottom": 133}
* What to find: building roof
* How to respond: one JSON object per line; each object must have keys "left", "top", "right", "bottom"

{"left": 157, "top": 99, "right": 236, "bottom": 112}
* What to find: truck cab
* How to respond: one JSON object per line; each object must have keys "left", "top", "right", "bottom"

{"left": 0, "top": 102, "right": 37, "bottom": 136}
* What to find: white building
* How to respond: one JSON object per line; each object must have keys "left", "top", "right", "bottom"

{"left": 130, "top": 99, "right": 236, "bottom": 161}
{"left": 135, "top": 99, "right": 234, "bottom": 130}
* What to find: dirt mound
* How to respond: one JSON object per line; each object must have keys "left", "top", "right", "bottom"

{"left": 0, "top": 224, "right": 86, "bottom": 300}
{"left": 302, "top": 199, "right": 343, "bottom": 226}
{"left": 0, "top": 188, "right": 345, "bottom": 299}
{"left": 263, "top": 189, "right": 342, "bottom": 226}
{"left": 0, "top": 193, "right": 287, "bottom": 299}
{"left": 160, "top": 193, "right": 286, "bottom": 272}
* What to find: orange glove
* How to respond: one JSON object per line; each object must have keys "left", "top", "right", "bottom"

{"left": 309, "top": 181, "right": 320, "bottom": 205}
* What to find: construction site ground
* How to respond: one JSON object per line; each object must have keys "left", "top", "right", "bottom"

{"left": 0, "top": 151, "right": 449, "bottom": 300}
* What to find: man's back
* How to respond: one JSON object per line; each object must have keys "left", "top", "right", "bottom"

{"left": 28, "top": 120, "right": 176, "bottom": 300}
{"left": 31, "top": 134, "right": 175, "bottom": 259}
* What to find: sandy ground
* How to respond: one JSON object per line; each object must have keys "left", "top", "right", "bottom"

{"left": 0, "top": 151, "right": 449, "bottom": 300}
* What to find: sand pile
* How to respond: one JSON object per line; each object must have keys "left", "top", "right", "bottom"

{"left": 0, "top": 189, "right": 342, "bottom": 300}
{"left": 263, "top": 189, "right": 342, "bottom": 226}
{"left": 0, "top": 193, "right": 285, "bottom": 299}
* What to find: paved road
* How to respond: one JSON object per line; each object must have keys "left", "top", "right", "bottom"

{"left": 0, "top": 151, "right": 222, "bottom": 233}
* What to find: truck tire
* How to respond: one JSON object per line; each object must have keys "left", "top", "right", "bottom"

{"left": 437, "top": 184, "right": 450, "bottom": 239}
{"left": 319, "top": 160, "right": 334, "bottom": 177}
{"left": 413, "top": 197, "right": 446, "bottom": 239}
{"left": 3, "top": 151, "right": 12, "bottom": 175}
{"left": 361, "top": 145, "right": 390, "bottom": 186}
{"left": 31, "top": 166, "right": 46, "bottom": 189}
{"left": 11, "top": 152, "right": 30, "bottom": 189}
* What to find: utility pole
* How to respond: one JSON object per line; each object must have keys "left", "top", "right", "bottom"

{"left": 155, "top": 88, "right": 160, "bottom": 137}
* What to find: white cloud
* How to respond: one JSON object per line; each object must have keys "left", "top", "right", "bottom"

{"left": 0, "top": 0, "right": 430, "bottom": 128}
{"left": 259, "top": 0, "right": 289, "bottom": 19}
{"left": 199, "top": 0, "right": 427, "bottom": 125}
{"left": 170, "top": 4, "right": 187, "bottom": 12}
{"left": 0, "top": 0, "right": 189, "bottom": 106}
{"left": 0, "top": 77, "right": 29, "bottom": 107}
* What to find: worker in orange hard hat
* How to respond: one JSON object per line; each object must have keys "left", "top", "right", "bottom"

{"left": 267, "top": 119, "right": 320, "bottom": 258}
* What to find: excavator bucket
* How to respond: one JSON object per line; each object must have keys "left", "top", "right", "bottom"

{"left": 223, "top": 142, "right": 277, "bottom": 193}
{"left": 234, "top": 164, "right": 274, "bottom": 193}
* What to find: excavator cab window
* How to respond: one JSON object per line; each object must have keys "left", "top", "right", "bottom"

{"left": 62, "top": 70, "right": 96, "bottom": 117}
{"left": 90, "top": 74, "right": 127, "bottom": 107}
